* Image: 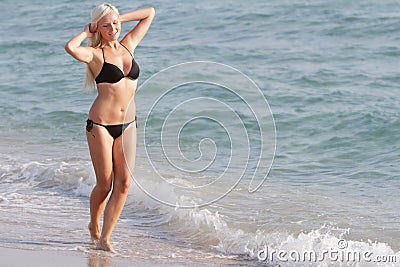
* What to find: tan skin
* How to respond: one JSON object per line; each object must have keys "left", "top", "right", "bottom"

{"left": 65, "top": 7, "right": 155, "bottom": 252}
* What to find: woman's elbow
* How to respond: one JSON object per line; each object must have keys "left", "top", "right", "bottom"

{"left": 64, "top": 43, "right": 73, "bottom": 54}
{"left": 149, "top": 7, "right": 155, "bottom": 17}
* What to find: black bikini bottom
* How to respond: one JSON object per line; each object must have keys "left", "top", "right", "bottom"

{"left": 86, "top": 116, "right": 137, "bottom": 140}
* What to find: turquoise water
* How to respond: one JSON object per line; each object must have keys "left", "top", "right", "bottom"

{"left": 0, "top": 0, "right": 399, "bottom": 265}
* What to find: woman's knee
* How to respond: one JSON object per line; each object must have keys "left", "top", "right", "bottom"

{"left": 113, "top": 177, "right": 131, "bottom": 195}
{"left": 95, "top": 180, "right": 112, "bottom": 195}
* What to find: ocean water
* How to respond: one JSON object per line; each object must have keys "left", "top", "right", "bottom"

{"left": 0, "top": 0, "right": 399, "bottom": 266}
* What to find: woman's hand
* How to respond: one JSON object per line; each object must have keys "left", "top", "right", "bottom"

{"left": 84, "top": 23, "right": 96, "bottom": 38}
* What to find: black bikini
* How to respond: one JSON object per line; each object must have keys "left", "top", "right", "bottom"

{"left": 86, "top": 117, "right": 137, "bottom": 139}
{"left": 87, "top": 44, "right": 139, "bottom": 140}
{"left": 95, "top": 43, "right": 140, "bottom": 84}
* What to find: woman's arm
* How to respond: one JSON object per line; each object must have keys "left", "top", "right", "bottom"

{"left": 120, "top": 7, "right": 156, "bottom": 52}
{"left": 65, "top": 24, "right": 95, "bottom": 63}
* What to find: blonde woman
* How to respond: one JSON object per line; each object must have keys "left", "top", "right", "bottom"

{"left": 65, "top": 3, "right": 155, "bottom": 252}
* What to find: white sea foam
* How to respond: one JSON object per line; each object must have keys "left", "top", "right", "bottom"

{"left": 1, "top": 157, "right": 398, "bottom": 265}
{"left": 73, "top": 176, "right": 95, "bottom": 197}
{"left": 168, "top": 206, "right": 400, "bottom": 266}
{"left": 124, "top": 170, "right": 400, "bottom": 265}
{"left": 0, "top": 156, "right": 92, "bottom": 194}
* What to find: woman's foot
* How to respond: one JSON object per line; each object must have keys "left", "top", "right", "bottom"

{"left": 88, "top": 222, "right": 100, "bottom": 243}
{"left": 96, "top": 238, "right": 116, "bottom": 253}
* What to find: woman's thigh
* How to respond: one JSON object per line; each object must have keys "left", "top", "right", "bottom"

{"left": 86, "top": 125, "right": 114, "bottom": 186}
{"left": 113, "top": 123, "right": 137, "bottom": 181}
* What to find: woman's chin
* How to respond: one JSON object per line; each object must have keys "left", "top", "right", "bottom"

{"left": 103, "top": 34, "right": 120, "bottom": 42}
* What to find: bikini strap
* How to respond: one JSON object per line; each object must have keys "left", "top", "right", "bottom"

{"left": 120, "top": 43, "right": 134, "bottom": 58}
{"left": 101, "top": 48, "right": 105, "bottom": 61}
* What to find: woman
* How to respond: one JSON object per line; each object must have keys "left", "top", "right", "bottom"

{"left": 65, "top": 3, "right": 155, "bottom": 252}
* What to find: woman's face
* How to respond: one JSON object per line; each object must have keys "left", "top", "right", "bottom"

{"left": 97, "top": 12, "right": 121, "bottom": 42}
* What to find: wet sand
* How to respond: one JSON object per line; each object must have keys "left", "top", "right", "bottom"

{"left": 0, "top": 246, "right": 161, "bottom": 267}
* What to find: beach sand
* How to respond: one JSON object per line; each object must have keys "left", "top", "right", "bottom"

{"left": 0, "top": 245, "right": 212, "bottom": 267}
{"left": 0, "top": 245, "right": 246, "bottom": 267}
{"left": 0, "top": 246, "right": 141, "bottom": 267}
{"left": 0, "top": 246, "right": 198, "bottom": 267}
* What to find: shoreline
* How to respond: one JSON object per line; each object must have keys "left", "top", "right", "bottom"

{"left": 0, "top": 246, "right": 196, "bottom": 267}
{"left": 0, "top": 246, "right": 137, "bottom": 267}
{"left": 0, "top": 245, "right": 246, "bottom": 267}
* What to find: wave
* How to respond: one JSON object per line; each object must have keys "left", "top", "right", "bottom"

{"left": 1, "top": 156, "right": 398, "bottom": 265}
{"left": 124, "top": 176, "right": 400, "bottom": 266}
{"left": 0, "top": 156, "right": 94, "bottom": 195}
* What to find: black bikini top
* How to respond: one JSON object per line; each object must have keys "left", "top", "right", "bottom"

{"left": 95, "top": 44, "right": 140, "bottom": 84}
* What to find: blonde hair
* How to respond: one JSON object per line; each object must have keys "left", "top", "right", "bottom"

{"left": 84, "top": 3, "right": 120, "bottom": 92}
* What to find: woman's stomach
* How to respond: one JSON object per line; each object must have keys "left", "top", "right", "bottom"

{"left": 88, "top": 93, "right": 136, "bottom": 124}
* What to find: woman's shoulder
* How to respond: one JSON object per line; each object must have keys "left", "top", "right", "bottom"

{"left": 119, "top": 39, "right": 136, "bottom": 55}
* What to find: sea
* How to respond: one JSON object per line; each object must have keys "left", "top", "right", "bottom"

{"left": 0, "top": 0, "right": 399, "bottom": 266}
